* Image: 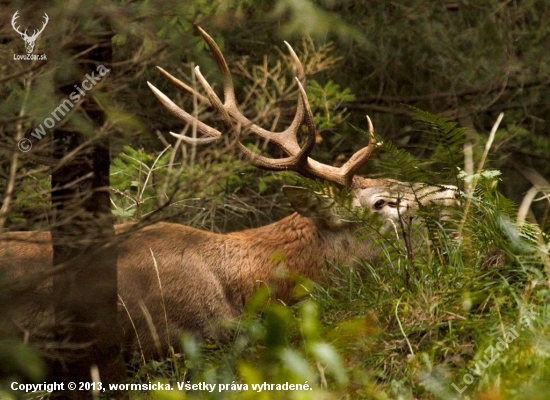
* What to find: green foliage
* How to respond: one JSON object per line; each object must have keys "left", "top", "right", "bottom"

{"left": 410, "top": 107, "right": 467, "bottom": 165}
{"left": 111, "top": 145, "right": 173, "bottom": 220}
{"left": 305, "top": 79, "right": 355, "bottom": 130}
{"left": 458, "top": 168, "right": 502, "bottom": 184}
{"left": 379, "top": 140, "right": 430, "bottom": 183}
{"left": 130, "top": 295, "right": 351, "bottom": 399}
{"left": 3, "top": 168, "right": 51, "bottom": 228}
{"left": 0, "top": 340, "right": 45, "bottom": 398}
{"left": 360, "top": 107, "right": 470, "bottom": 189}
{"left": 271, "top": 0, "right": 365, "bottom": 41}
{"left": 110, "top": 144, "right": 290, "bottom": 229}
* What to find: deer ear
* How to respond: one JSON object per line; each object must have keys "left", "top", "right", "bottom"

{"left": 282, "top": 186, "right": 343, "bottom": 228}
{"left": 282, "top": 186, "right": 322, "bottom": 218}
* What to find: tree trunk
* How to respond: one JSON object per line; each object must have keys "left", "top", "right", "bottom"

{"left": 49, "top": 22, "right": 125, "bottom": 400}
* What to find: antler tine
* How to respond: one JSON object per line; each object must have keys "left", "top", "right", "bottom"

{"left": 297, "top": 116, "right": 378, "bottom": 188}
{"left": 195, "top": 26, "right": 238, "bottom": 110}
{"left": 147, "top": 82, "right": 222, "bottom": 144}
{"left": 296, "top": 80, "right": 317, "bottom": 158}
{"left": 11, "top": 11, "right": 23, "bottom": 35}
{"left": 339, "top": 116, "right": 378, "bottom": 179}
{"left": 234, "top": 78, "right": 316, "bottom": 172}
{"left": 196, "top": 26, "right": 307, "bottom": 154}
{"left": 169, "top": 131, "right": 221, "bottom": 145}
{"left": 156, "top": 66, "right": 213, "bottom": 105}
{"left": 284, "top": 41, "right": 305, "bottom": 84}
{"left": 193, "top": 65, "right": 235, "bottom": 133}
{"left": 155, "top": 65, "right": 238, "bottom": 144}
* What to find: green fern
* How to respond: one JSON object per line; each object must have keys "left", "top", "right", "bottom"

{"left": 378, "top": 140, "right": 434, "bottom": 184}
{"left": 409, "top": 106, "right": 468, "bottom": 186}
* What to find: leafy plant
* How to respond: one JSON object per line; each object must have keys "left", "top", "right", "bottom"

{"left": 306, "top": 79, "right": 355, "bottom": 130}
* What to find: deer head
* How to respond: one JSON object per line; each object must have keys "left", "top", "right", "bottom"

{"left": 11, "top": 11, "right": 49, "bottom": 54}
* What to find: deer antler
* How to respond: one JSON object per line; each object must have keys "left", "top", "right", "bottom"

{"left": 33, "top": 13, "right": 49, "bottom": 39}
{"left": 11, "top": 11, "right": 24, "bottom": 36}
{"left": 147, "top": 26, "right": 378, "bottom": 188}
{"left": 11, "top": 11, "right": 48, "bottom": 39}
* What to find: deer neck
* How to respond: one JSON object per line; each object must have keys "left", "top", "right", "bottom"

{"left": 224, "top": 212, "right": 353, "bottom": 302}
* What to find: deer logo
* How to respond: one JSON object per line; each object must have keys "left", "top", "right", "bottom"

{"left": 11, "top": 11, "right": 49, "bottom": 54}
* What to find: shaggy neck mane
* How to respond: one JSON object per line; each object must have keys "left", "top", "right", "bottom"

{"left": 223, "top": 212, "right": 347, "bottom": 303}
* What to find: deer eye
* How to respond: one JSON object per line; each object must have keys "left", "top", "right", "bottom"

{"left": 373, "top": 199, "right": 385, "bottom": 210}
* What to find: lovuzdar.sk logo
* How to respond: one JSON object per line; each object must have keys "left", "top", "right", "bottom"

{"left": 12, "top": 10, "right": 48, "bottom": 60}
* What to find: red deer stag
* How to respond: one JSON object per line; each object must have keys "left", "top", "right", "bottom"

{"left": 0, "top": 27, "right": 458, "bottom": 360}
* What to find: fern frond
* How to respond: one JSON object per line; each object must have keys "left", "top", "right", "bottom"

{"left": 409, "top": 106, "right": 467, "bottom": 186}
{"left": 378, "top": 141, "right": 434, "bottom": 184}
